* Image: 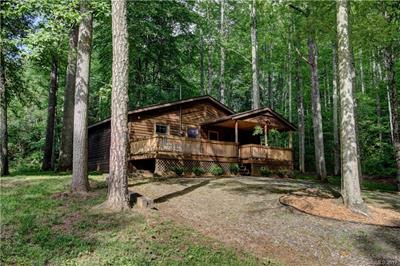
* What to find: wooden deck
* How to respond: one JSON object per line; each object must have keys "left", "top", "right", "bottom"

{"left": 130, "top": 136, "right": 292, "bottom": 165}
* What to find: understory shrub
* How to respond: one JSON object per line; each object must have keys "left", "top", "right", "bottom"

{"left": 276, "top": 169, "right": 291, "bottom": 178}
{"left": 260, "top": 167, "right": 270, "bottom": 177}
{"left": 170, "top": 166, "right": 184, "bottom": 176}
{"left": 210, "top": 164, "right": 224, "bottom": 176}
{"left": 193, "top": 167, "right": 206, "bottom": 176}
{"left": 229, "top": 163, "right": 240, "bottom": 175}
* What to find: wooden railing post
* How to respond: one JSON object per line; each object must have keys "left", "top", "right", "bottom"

{"left": 264, "top": 124, "right": 268, "bottom": 147}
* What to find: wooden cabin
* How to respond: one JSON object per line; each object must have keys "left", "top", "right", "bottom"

{"left": 88, "top": 96, "right": 296, "bottom": 176}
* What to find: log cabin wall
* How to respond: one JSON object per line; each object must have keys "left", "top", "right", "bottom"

{"left": 128, "top": 100, "right": 232, "bottom": 142}
{"left": 88, "top": 122, "right": 111, "bottom": 172}
{"left": 88, "top": 99, "right": 232, "bottom": 173}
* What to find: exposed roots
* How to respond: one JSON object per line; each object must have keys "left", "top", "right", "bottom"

{"left": 92, "top": 199, "right": 132, "bottom": 213}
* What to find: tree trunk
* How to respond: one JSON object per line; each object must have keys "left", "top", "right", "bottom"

{"left": 384, "top": 46, "right": 400, "bottom": 191}
{"left": 296, "top": 49, "right": 305, "bottom": 173}
{"left": 219, "top": 0, "right": 226, "bottom": 104}
{"left": 350, "top": 48, "right": 362, "bottom": 184}
{"left": 42, "top": 55, "right": 58, "bottom": 171}
{"left": 359, "top": 49, "right": 365, "bottom": 94}
{"left": 288, "top": 34, "right": 293, "bottom": 148}
{"left": 268, "top": 47, "right": 273, "bottom": 108}
{"left": 308, "top": 36, "right": 327, "bottom": 181}
{"left": 388, "top": 89, "right": 394, "bottom": 143}
{"left": 207, "top": 45, "right": 213, "bottom": 95}
{"left": 101, "top": 0, "right": 130, "bottom": 210}
{"left": 0, "top": 47, "right": 8, "bottom": 176}
{"left": 250, "top": 0, "right": 259, "bottom": 110}
{"left": 206, "top": 4, "right": 213, "bottom": 95}
{"left": 332, "top": 42, "right": 340, "bottom": 176}
{"left": 200, "top": 35, "right": 205, "bottom": 95}
{"left": 58, "top": 26, "right": 79, "bottom": 172}
{"left": 71, "top": 3, "right": 92, "bottom": 193}
{"left": 337, "top": 0, "right": 367, "bottom": 213}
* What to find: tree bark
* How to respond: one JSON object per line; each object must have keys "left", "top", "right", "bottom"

{"left": 101, "top": 0, "right": 131, "bottom": 210}
{"left": 288, "top": 34, "right": 293, "bottom": 148}
{"left": 206, "top": 4, "right": 213, "bottom": 95}
{"left": 219, "top": 0, "right": 226, "bottom": 104}
{"left": 71, "top": 3, "right": 92, "bottom": 193}
{"left": 296, "top": 48, "right": 305, "bottom": 173}
{"left": 308, "top": 36, "right": 327, "bottom": 181}
{"left": 359, "top": 49, "right": 365, "bottom": 94}
{"left": 58, "top": 26, "right": 79, "bottom": 172}
{"left": 332, "top": 42, "right": 340, "bottom": 176}
{"left": 337, "top": 0, "right": 367, "bottom": 213}
{"left": 207, "top": 46, "right": 213, "bottom": 95}
{"left": 384, "top": 46, "right": 400, "bottom": 191}
{"left": 250, "top": 0, "right": 259, "bottom": 110}
{"left": 42, "top": 55, "right": 58, "bottom": 171}
{"left": 0, "top": 46, "right": 8, "bottom": 176}
{"left": 200, "top": 35, "right": 205, "bottom": 95}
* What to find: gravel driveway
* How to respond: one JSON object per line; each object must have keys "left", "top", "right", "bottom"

{"left": 132, "top": 176, "right": 400, "bottom": 266}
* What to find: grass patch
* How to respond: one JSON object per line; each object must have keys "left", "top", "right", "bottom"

{"left": 0, "top": 173, "right": 273, "bottom": 265}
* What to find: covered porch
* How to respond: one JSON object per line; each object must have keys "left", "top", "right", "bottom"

{"left": 200, "top": 107, "right": 296, "bottom": 174}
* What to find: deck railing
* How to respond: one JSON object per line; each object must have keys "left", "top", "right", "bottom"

{"left": 130, "top": 135, "right": 238, "bottom": 158}
{"left": 130, "top": 136, "right": 292, "bottom": 161}
{"left": 239, "top": 144, "right": 293, "bottom": 161}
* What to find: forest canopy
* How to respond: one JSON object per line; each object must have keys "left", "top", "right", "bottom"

{"left": 1, "top": 0, "right": 399, "bottom": 179}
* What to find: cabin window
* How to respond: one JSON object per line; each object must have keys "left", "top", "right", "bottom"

{"left": 187, "top": 127, "right": 198, "bottom": 138}
{"left": 155, "top": 124, "right": 169, "bottom": 135}
{"left": 208, "top": 130, "right": 219, "bottom": 141}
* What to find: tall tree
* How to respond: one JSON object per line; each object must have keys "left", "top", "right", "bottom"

{"left": 332, "top": 42, "right": 340, "bottom": 176}
{"left": 287, "top": 30, "right": 293, "bottom": 148}
{"left": 219, "top": 0, "right": 226, "bottom": 104}
{"left": 295, "top": 46, "right": 305, "bottom": 173}
{"left": 384, "top": 45, "right": 399, "bottom": 191}
{"left": 206, "top": 3, "right": 213, "bottom": 95}
{"left": 102, "top": 0, "right": 130, "bottom": 210}
{"left": 337, "top": 0, "right": 367, "bottom": 213}
{"left": 42, "top": 55, "right": 58, "bottom": 171}
{"left": 250, "top": 0, "right": 259, "bottom": 109}
{"left": 307, "top": 36, "right": 327, "bottom": 181}
{"left": 0, "top": 47, "right": 8, "bottom": 176}
{"left": 71, "top": 2, "right": 93, "bottom": 193}
{"left": 58, "top": 26, "right": 79, "bottom": 171}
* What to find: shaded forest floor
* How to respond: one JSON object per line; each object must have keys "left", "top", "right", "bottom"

{"left": 0, "top": 173, "right": 273, "bottom": 265}
{"left": 132, "top": 176, "right": 400, "bottom": 266}
{"left": 1, "top": 172, "right": 399, "bottom": 265}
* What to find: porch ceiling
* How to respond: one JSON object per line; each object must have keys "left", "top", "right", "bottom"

{"left": 208, "top": 119, "right": 257, "bottom": 130}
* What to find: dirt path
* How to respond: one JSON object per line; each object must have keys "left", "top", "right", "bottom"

{"left": 132, "top": 177, "right": 400, "bottom": 266}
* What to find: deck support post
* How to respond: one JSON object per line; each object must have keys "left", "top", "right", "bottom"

{"left": 264, "top": 124, "right": 268, "bottom": 147}
{"left": 235, "top": 120, "right": 239, "bottom": 143}
{"left": 235, "top": 120, "right": 240, "bottom": 159}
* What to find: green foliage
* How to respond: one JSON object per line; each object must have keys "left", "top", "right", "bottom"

{"left": 275, "top": 169, "right": 292, "bottom": 178}
{"left": 260, "top": 167, "right": 270, "bottom": 177}
{"left": 252, "top": 125, "right": 263, "bottom": 136}
{"left": 3, "top": 0, "right": 399, "bottom": 179}
{"left": 229, "top": 163, "right": 240, "bottom": 175}
{"left": 210, "top": 164, "right": 224, "bottom": 176}
{"left": 193, "top": 167, "right": 206, "bottom": 176}
{"left": 170, "top": 166, "right": 184, "bottom": 176}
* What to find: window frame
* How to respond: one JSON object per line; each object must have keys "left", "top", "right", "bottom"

{"left": 154, "top": 123, "right": 169, "bottom": 135}
{"left": 208, "top": 130, "right": 219, "bottom": 141}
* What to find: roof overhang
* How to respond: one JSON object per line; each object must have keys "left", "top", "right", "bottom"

{"left": 201, "top": 107, "right": 297, "bottom": 132}
{"left": 88, "top": 95, "right": 234, "bottom": 130}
